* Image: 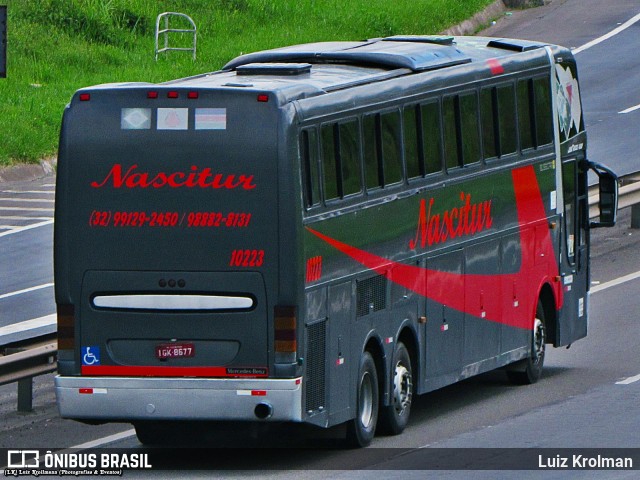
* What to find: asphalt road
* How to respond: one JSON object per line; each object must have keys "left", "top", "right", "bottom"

{"left": 1, "top": 0, "right": 640, "bottom": 477}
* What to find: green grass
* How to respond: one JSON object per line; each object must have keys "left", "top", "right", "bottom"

{"left": 0, "top": 0, "right": 494, "bottom": 166}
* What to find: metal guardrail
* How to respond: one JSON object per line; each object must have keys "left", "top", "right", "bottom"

{"left": 0, "top": 336, "right": 57, "bottom": 412}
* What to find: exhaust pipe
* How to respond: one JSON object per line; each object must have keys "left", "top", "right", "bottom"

{"left": 254, "top": 402, "right": 273, "bottom": 420}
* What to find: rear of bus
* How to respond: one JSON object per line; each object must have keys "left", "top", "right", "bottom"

{"left": 54, "top": 83, "right": 303, "bottom": 425}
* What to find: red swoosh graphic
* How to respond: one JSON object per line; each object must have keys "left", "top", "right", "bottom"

{"left": 307, "top": 166, "right": 563, "bottom": 330}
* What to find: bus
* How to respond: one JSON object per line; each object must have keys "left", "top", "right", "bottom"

{"left": 54, "top": 35, "right": 618, "bottom": 447}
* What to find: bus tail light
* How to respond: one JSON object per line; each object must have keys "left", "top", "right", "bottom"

{"left": 57, "top": 304, "right": 75, "bottom": 350}
{"left": 274, "top": 306, "right": 297, "bottom": 363}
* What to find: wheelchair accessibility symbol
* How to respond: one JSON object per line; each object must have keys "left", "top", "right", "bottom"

{"left": 82, "top": 346, "right": 100, "bottom": 366}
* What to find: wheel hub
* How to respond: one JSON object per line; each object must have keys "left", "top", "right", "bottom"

{"left": 392, "top": 363, "right": 412, "bottom": 414}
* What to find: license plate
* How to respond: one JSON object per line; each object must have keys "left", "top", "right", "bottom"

{"left": 155, "top": 343, "right": 195, "bottom": 359}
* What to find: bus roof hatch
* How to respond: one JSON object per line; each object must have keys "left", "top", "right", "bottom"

{"left": 224, "top": 38, "right": 471, "bottom": 72}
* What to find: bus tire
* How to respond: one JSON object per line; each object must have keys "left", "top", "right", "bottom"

{"left": 134, "top": 421, "right": 165, "bottom": 446}
{"left": 346, "top": 351, "right": 379, "bottom": 447}
{"left": 507, "top": 301, "right": 546, "bottom": 385}
{"left": 378, "top": 342, "right": 413, "bottom": 435}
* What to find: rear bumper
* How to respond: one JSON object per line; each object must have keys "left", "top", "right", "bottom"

{"left": 55, "top": 375, "right": 303, "bottom": 422}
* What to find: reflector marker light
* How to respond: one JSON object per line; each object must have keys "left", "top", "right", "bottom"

{"left": 257, "top": 94, "right": 269, "bottom": 103}
{"left": 79, "top": 388, "right": 107, "bottom": 394}
{"left": 147, "top": 91, "right": 158, "bottom": 99}
{"left": 237, "top": 390, "right": 267, "bottom": 396}
{"left": 167, "top": 91, "right": 179, "bottom": 99}
{"left": 274, "top": 306, "right": 297, "bottom": 363}
{"left": 79, "top": 93, "right": 90, "bottom": 101}
{"left": 188, "top": 91, "right": 199, "bottom": 99}
{"left": 57, "top": 304, "right": 75, "bottom": 350}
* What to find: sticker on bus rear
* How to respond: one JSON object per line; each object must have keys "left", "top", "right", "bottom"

{"left": 157, "top": 108, "right": 188, "bottom": 130}
{"left": 195, "top": 108, "right": 227, "bottom": 130}
{"left": 82, "top": 346, "right": 101, "bottom": 366}
{"left": 121, "top": 108, "right": 151, "bottom": 130}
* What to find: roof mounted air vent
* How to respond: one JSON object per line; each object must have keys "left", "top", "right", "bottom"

{"left": 383, "top": 35, "right": 454, "bottom": 46}
{"left": 236, "top": 62, "right": 312, "bottom": 76}
{"left": 487, "top": 39, "right": 543, "bottom": 52}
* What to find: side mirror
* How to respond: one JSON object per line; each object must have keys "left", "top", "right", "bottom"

{"left": 589, "top": 161, "right": 618, "bottom": 228}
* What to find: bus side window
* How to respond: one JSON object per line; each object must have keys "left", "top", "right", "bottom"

{"left": 363, "top": 113, "right": 382, "bottom": 190}
{"left": 301, "top": 128, "right": 321, "bottom": 208}
{"left": 533, "top": 77, "right": 553, "bottom": 146}
{"left": 403, "top": 105, "right": 423, "bottom": 179}
{"left": 480, "top": 87, "right": 498, "bottom": 160}
{"left": 497, "top": 83, "right": 517, "bottom": 156}
{"left": 421, "top": 100, "right": 442, "bottom": 174}
{"left": 338, "top": 120, "right": 363, "bottom": 197}
{"left": 443, "top": 95, "right": 460, "bottom": 170}
{"left": 459, "top": 92, "right": 481, "bottom": 165}
{"left": 517, "top": 78, "right": 534, "bottom": 151}
{"left": 321, "top": 123, "right": 340, "bottom": 201}
{"left": 380, "top": 110, "right": 403, "bottom": 185}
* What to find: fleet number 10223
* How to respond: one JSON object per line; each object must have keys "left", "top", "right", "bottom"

{"left": 230, "top": 249, "right": 264, "bottom": 267}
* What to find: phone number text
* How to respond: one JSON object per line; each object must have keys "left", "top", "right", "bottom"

{"left": 89, "top": 211, "right": 252, "bottom": 228}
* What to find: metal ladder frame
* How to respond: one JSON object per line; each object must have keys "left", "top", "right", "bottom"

{"left": 154, "top": 12, "right": 197, "bottom": 61}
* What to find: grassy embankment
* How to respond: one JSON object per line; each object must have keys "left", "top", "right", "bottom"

{"left": 0, "top": 0, "right": 495, "bottom": 166}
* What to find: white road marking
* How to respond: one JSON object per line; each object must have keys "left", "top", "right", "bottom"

{"left": 0, "top": 190, "right": 55, "bottom": 194}
{"left": 619, "top": 103, "right": 640, "bottom": 114}
{"left": 0, "top": 283, "right": 54, "bottom": 300}
{"left": 0, "top": 216, "right": 52, "bottom": 220}
{"left": 0, "top": 313, "right": 56, "bottom": 337}
{"left": 573, "top": 12, "right": 640, "bottom": 54}
{"left": 0, "top": 219, "right": 54, "bottom": 237}
{"left": 0, "top": 206, "right": 54, "bottom": 212}
{"left": 616, "top": 374, "right": 640, "bottom": 385}
{"left": 590, "top": 270, "right": 640, "bottom": 294}
{"left": 68, "top": 429, "right": 137, "bottom": 450}
{"left": 0, "top": 197, "right": 54, "bottom": 202}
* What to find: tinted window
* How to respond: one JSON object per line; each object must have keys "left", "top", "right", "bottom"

{"left": 459, "top": 92, "right": 481, "bottom": 165}
{"left": 301, "top": 128, "right": 320, "bottom": 207}
{"left": 421, "top": 101, "right": 442, "bottom": 174}
{"left": 381, "top": 110, "right": 403, "bottom": 185}
{"left": 321, "top": 124, "right": 339, "bottom": 200}
{"left": 403, "top": 106, "right": 421, "bottom": 179}
{"left": 363, "top": 114, "right": 381, "bottom": 190}
{"left": 339, "top": 120, "right": 362, "bottom": 196}
{"left": 480, "top": 88, "right": 497, "bottom": 159}
{"left": 534, "top": 77, "right": 553, "bottom": 146}
{"left": 517, "top": 79, "right": 534, "bottom": 150}
{"left": 443, "top": 95, "right": 459, "bottom": 170}
{"left": 497, "top": 84, "right": 517, "bottom": 155}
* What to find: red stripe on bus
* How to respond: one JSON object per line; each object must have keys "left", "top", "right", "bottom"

{"left": 81, "top": 365, "right": 269, "bottom": 378}
{"left": 306, "top": 165, "right": 562, "bottom": 330}
{"left": 487, "top": 58, "right": 505, "bottom": 75}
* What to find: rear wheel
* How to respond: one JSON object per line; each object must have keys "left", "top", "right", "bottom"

{"left": 378, "top": 342, "right": 413, "bottom": 435}
{"left": 507, "top": 301, "right": 546, "bottom": 385}
{"left": 134, "top": 421, "right": 167, "bottom": 446}
{"left": 134, "top": 421, "right": 197, "bottom": 446}
{"left": 346, "top": 351, "right": 379, "bottom": 447}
